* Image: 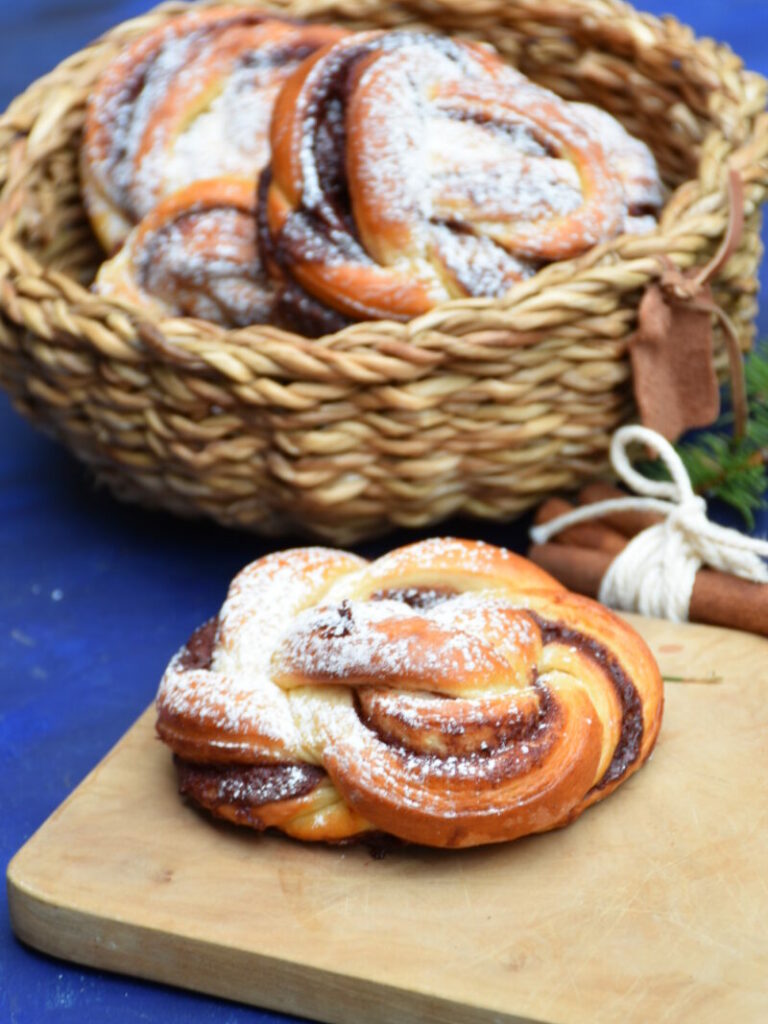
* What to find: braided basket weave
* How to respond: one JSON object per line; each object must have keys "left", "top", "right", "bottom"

{"left": 1, "top": 0, "right": 767, "bottom": 543}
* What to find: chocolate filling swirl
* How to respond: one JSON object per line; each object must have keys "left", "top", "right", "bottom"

{"left": 532, "top": 615, "right": 643, "bottom": 789}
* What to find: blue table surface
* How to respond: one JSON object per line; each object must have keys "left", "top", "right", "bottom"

{"left": 2, "top": 2, "right": 767, "bottom": 1021}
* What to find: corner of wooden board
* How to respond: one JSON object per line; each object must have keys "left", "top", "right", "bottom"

{"left": 5, "top": 705, "right": 157, "bottom": 959}
{"left": 6, "top": 854, "right": 533, "bottom": 1024}
{"left": 7, "top": 846, "right": 68, "bottom": 960}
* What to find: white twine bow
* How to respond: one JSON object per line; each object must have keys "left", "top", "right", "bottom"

{"left": 530, "top": 425, "right": 768, "bottom": 622}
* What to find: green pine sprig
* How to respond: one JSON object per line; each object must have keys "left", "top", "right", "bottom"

{"left": 640, "top": 346, "right": 768, "bottom": 529}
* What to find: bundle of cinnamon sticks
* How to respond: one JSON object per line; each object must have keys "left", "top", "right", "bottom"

{"left": 528, "top": 483, "right": 768, "bottom": 637}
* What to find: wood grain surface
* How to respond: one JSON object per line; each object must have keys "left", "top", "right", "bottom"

{"left": 7, "top": 616, "right": 768, "bottom": 1024}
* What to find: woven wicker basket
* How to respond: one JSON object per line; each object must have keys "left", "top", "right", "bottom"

{"left": 1, "top": 0, "right": 767, "bottom": 543}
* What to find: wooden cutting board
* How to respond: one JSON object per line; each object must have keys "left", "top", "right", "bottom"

{"left": 8, "top": 616, "right": 768, "bottom": 1024}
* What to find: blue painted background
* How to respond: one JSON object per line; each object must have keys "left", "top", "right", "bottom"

{"left": 1, "top": 2, "right": 767, "bottom": 1021}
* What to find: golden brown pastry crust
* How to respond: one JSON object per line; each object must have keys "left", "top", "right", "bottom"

{"left": 156, "top": 539, "right": 663, "bottom": 848}
{"left": 261, "top": 30, "right": 662, "bottom": 332}
{"left": 93, "top": 177, "right": 271, "bottom": 326}
{"left": 81, "top": 9, "right": 344, "bottom": 253}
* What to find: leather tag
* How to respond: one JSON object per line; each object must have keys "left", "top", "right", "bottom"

{"left": 629, "top": 283, "right": 720, "bottom": 443}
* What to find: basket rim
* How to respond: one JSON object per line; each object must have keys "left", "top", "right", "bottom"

{"left": 1, "top": 0, "right": 767, "bottom": 375}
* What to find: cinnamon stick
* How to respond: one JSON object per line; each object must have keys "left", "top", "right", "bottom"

{"left": 689, "top": 573, "right": 768, "bottom": 636}
{"left": 577, "top": 482, "right": 664, "bottom": 537}
{"left": 528, "top": 542, "right": 768, "bottom": 637}
{"left": 535, "top": 498, "right": 628, "bottom": 556}
{"left": 529, "top": 543, "right": 613, "bottom": 599}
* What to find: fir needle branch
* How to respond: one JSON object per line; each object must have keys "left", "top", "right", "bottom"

{"left": 638, "top": 346, "right": 768, "bottom": 528}
{"left": 662, "top": 673, "right": 723, "bottom": 685}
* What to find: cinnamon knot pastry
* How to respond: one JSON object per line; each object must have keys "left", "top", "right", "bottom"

{"left": 81, "top": 8, "right": 344, "bottom": 252}
{"left": 156, "top": 539, "right": 663, "bottom": 848}
{"left": 93, "top": 177, "right": 272, "bottom": 326}
{"left": 260, "top": 31, "right": 663, "bottom": 331}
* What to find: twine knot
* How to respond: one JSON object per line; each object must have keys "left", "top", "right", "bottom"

{"left": 530, "top": 424, "right": 768, "bottom": 622}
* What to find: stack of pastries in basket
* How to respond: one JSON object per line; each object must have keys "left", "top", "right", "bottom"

{"left": 82, "top": 8, "right": 664, "bottom": 334}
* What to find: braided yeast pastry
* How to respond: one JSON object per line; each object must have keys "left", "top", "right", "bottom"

{"left": 94, "top": 178, "right": 273, "bottom": 326}
{"left": 81, "top": 9, "right": 344, "bottom": 252}
{"left": 261, "top": 31, "right": 663, "bottom": 331}
{"left": 156, "top": 539, "right": 663, "bottom": 848}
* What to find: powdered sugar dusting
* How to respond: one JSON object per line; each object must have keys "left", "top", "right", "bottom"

{"left": 94, "top": 181, "right": 275, "bottom": 325}
{"left": 276, "top": 598, "right": 510, "bottom": 697}
{"left": 428, "top": 223, "right": 535, "bottom": 298}
{"left": 163, "top": 67, "right": 279, "bottom": 196}
{"left": 574, "top": 103, "right": 663, "bottom": 217}
{"left": 138, "top": 202, "right": 267, "bottom": 324}
{"left": 158, "top": 548, "right": 365, "bottom": 756}
{"left": 126, "top": 32, "right": 208, "bottom": 217}
{"left": 311, "top": 687, "right": 557, "bottom": 825}
{"left": 216, "top": 548, "right": 365, "bottom": 670}
{"left": 156, "top": 539, "right": 543, "bottom": 762}
{"left": 161, "top": 32, "right": 316, "bottom": 198}
{"left": 85, "top": 15, "right": 334, "bottom": 250}
{"left": 431, "top": 156, "right": 582, "bottom": 224}
{"left": 284, "top": 32, "right": 663, "bottom": 314}
{"left": 429, "top": 592, "right": 537, "bottom": 658}
{"left": 157, "top": 654, "right": 290, "bottom": 746}
{"left": 348, "top": 43, "right": 465, "bottom": 258}
{"left": 343, "top": 537, "right": 521, "bottom": 593}
{"left": 94, "top": 26, "right": 205, "bottom": 212}
{"left": 178, "top": 761, "right": 325, "bottom": 808}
